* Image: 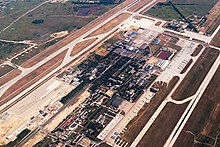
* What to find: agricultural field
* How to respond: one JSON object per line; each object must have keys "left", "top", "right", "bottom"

{"left": 143, "top": 0, "right": 219, "bottom": 20}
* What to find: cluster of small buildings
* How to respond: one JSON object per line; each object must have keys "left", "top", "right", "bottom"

{"left": 60, "top": 68, "right": 83, "bottom": 88}
{"left": 165, "top": 20, "right": 188, "bottom": 32}
{"left": 155, "top": 47, "right": 176, "bottom": 70}
{"left": 39, "top": 28, "right": 179, "bottom": 146}
{"left": 165, "top": 14, "right": 205, "bottom": 33}
{"left": 5, "top": 101, "right": 62, "bottom": 143}
{"left": 0, "top": 0, "right": 10, "bottom": 9}
{"left": 44, "top": 88, "right": 119, "bottom": 146}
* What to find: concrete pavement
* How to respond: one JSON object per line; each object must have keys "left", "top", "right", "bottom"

{"left": 164, "top": 53, "right": 220, "bottom": 147}
{"left": 0, "top": 0, "right": 140, "bottom": 108}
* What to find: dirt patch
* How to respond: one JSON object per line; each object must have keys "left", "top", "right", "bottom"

{"left": 180, "top": 58, "right": 193, "bottom": 74}
{"left": 122, "top": 76, "right": 179, "bottom": 144}
{"left": 137, "top": 102, "right": 189, "bottom": 147}
{"left": 0, "top": 65, "right": 14, "bottom": 77}
{"left": 167, "top": 35, "right": 179, "bottom": 44}
{"left": 128, "top": 0, "right": 152, "bottom": 12}
{"left": 191, "top": 44, "right": 203, "bottom": 57}
{"left": 210, "top": 29, "right": 220, "bottom": 48}
{"left": 155, "top": 21, "right": 162, "bottom": 26}
{"left": 95, "top": 48, "right": 109, "bottom": 57}
{"left": 149, "top": 33, "right": 181, "bottom": 55}
{"left": 70, "top": 38, "right": 98, "bottom": 57}
{"left": 0, "top": 69, "right": 22, "bottom": 87}
{"left": 149, "top": 34, "right": 168, "bottom": 55}
{"left": 128, "top": 0, "right": 165, "bottom": 13}
{"left": 203, "top": 0, "right": 220, "bottom": 35}
{"left": 172, "top": 47, "right": 220, "bottom": 100}
{"left": 86, "top": 13, "right": 131, "bottom": 38}
{"left": 174, "top": 64, "right": 220, "bottom": 146}
{"left": 0, "top": 49, "right": 67, "bottom": 106}
{"left": 166, "top": 43, "right": 181, "bottom": 51}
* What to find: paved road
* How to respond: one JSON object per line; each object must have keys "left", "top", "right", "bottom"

{"left": 130, "top": 24, "right": 220, "bottom": 147}
{"left": 1, "top": 0, "right": 220, "bottom": 145}
{"left": 129, "top": 12, "right": 213, "bottom": 43}
{"left": 164, "top": 50, "right": 220, "bottom": 147}
{"left": 0, "top": 0, "right": 140, "bottom": 110}
{"left": 16, "top": 83, "right": 89, "bottom": 147}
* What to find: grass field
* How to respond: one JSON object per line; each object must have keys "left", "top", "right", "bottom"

{"left": 0, "top": 41, "right": 29, "bottom": 60}
{"left": 0, "top": 1, "right": 118, "bottom": 63}
{"left": 0, "top": 0, "right": 42, "bottom": 30}
{"left": 144, "top": 0, "right": 219, "bottom": 20}
{"left": 0, "top": 2, "right": 116, "bottom": 41}
{"left": 0, "top": 65, "right": 14, "bottom": 77}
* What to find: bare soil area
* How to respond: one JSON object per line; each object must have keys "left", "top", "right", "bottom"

{"left": 174, "top": 64, "right": 220, "bottom": 146}
{"left": 0, "top": 65, "right": 14, "bottom": 77}
{"left": 0, "top": 69, "right": 21, "bottom": 87}
{"left": 0, "top": 49, "right": 67, "bottom": 106}
{"left": 203, "top": 0, "right": 220, "bottom": 35}
{"left": 86, "top": 13, "right": 131, "bottom": 38}
{"left": 191, "top": 44, "right": 203, "bottom": 57}
{"left": 70, "top": 38, "right": 98, "bottom": 57}
{"left": 180, "top": 59, "right": 193, "bottom": 74}
{"left": 122, "top": 76, "right": 179, "bottom": 144}
{"left": 210, "top": 30, "right": 220, "bottom": 48}
{"left": 137, "top": 102, "right": 189, "bottom": 147}
{"left": 172, "top": 47, "right": 219, "bottom": 100}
